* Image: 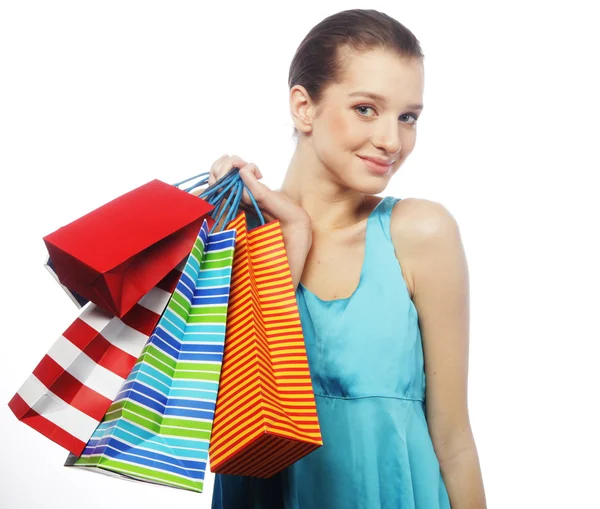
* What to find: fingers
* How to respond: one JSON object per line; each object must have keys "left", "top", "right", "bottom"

{"left": 208, "top": 154, "right": 255, "bottom": 186}
{"left": 202, "top": 158, "right": 269, "bottom": 224}
{"left": 238, "top": 165, "right": 309, "bottom": 227}
{"left": 238, "top": 164, "right": 266, "bottom": 205}
{"left": 208, "top": 154, "right": 228, "bottom": 186}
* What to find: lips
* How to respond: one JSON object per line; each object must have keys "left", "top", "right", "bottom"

{"left": 359, "top": 156, "right": 396, "bottom": 166}
{"left": 358, "top": 155, "right": 395, "bottom": 175}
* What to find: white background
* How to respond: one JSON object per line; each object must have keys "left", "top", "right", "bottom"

{"left": 1, "top": 1, "right": 598, "bottom": 508}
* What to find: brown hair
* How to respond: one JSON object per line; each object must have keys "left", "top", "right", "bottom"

{"left": 288, "top": 9, "right": 424, "bottom": 140}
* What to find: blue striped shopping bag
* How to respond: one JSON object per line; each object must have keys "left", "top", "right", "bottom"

{"left": 65, "top": 217, "right": 237, "bottom": 493}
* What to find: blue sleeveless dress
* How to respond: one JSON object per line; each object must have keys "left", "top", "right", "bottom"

{"left": 211, "top": 197, "right": 451, "bottom": 508}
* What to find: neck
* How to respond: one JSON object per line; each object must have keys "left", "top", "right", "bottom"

{"left": 279, "top": 140, "right": 369, "bottom": 232}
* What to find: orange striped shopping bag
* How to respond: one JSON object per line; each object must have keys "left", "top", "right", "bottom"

{"left": 208, "top": 212, "right": 322, "bottom": 478}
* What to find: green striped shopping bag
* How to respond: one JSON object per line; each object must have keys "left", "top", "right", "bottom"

{"left": 65, "top": 217, "right": 236, "bottom": 492}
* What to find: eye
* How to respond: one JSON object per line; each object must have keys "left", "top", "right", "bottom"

{"left": 401, "top": 113, "right": 420, "bottom": 125}
{"left": 355, "top": 104, "right": 376, "bottom": 117}
{"left": 355, "top": 104, "right": 420, "bottom": 125}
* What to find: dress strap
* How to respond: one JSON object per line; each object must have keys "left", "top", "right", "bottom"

{"left": 368, "top": 196, "right": 401, "bottom": 243}
{"left": 362, "top": 196, "right": 402, "bottom": 278}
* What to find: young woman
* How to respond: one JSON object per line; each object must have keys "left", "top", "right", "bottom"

{"left": 205, "top": 9, "right": 486, "bottom": 509}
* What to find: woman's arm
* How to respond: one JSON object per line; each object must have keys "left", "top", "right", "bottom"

{"left": 391, "top": 198, "right": 487, "bottom": 509}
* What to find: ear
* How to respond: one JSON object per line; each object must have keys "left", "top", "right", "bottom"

{"left": 289, "top": 85, "right": 316, "bottom": 135}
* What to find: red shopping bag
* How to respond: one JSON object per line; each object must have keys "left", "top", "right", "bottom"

{"left": 8, "top": 264, "right": 184, "bottom": 455}
{"left": 43, "top": 179, "right": 213, "bottom": 318}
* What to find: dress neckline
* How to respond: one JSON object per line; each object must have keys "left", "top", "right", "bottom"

{"left": 298, "top": 197, "right": 389, "bottom": 304}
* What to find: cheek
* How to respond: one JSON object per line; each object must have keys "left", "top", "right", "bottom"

{"left": 326, "top": 109, "right": 348, "bottom": 139}
{"left": 404, "top": 130, "right": 417, "bottom": 148}
{"left": 401, "top": 134, "right": 417, "bottom": 157}
{"left": 313, "top": 109, "right": 367, "bottom": 170}
{"left": 325, "top": 108, "right": 364, "bottom": 145}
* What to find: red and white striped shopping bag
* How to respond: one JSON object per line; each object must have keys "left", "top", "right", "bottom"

{"left": 8, "top": 262, "right": 183, "bottom": 455}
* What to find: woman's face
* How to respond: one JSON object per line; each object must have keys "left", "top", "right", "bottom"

{"left": 299, "top": 47, "right": 424, "bottom": 195}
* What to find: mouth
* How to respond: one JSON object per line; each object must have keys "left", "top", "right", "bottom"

{"left": 357, "top": 155, "right": 394, "bottom": 175}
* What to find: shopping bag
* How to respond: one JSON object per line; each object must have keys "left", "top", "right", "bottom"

{"left": 208, "top": 197, "right": 323, "bottom": 478}
{"left": 65, "top": 218, "right": 237, "bottom": 493}
{"left": 8, "top": 263, "right": 183, "bottom": 455}
{"left": 44, "top": 254, "right": 89, "bottom": 308}
{"left": 43, "top": 179, "right": 214, "bottom": 318}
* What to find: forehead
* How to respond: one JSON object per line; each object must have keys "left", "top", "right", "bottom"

{"left": 330, "top": 47, "right": 424, "bottom": 103}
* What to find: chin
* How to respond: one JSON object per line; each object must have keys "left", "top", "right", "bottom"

{"left": 359, "top": 179, "right": 391, "bottom": 195}
{"left": 347, "top": 156, "right": 397, "bottom": 194}
{"left": 357, "top": 168, "right": 395, "bottom": 195}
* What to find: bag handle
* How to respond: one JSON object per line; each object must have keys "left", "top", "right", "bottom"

{"left": 173, "top": 169, "right": 265, "bottom": 232}
{"left": 208, "top": 179, "right": 243, "bottom": 234}
{"left": 172, "top": 171, "right": 210, "bottom": 193}
{"left": 209, "top": 177, "right": 266, "bottom": 233}
{"left": 226, "top": 177, "right": 266, "bottom": 227}
{"left": 172, "top": 167, "right": 240, "bottom": 196}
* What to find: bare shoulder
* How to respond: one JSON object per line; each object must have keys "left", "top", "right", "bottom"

{"left": 391, "top": 197, "right": 459, "bottom": 238}
{"left": 389, "top": 197, "right": 463, "bottom": 297}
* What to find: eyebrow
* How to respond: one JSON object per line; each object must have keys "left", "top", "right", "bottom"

{"left": 348, "top": 91, "right": 424, "bottom": 111}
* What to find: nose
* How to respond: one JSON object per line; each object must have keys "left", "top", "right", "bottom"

{"left": 372, "top": 117, "right": 402, "bottom": 156}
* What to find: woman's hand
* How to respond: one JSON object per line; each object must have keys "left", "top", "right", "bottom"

{"left": 202, "top": 154, "right": 312, "bottom": 289}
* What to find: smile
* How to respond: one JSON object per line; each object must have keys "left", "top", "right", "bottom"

{"left": 358, "top": 155, "right": 394, "bottom": 175}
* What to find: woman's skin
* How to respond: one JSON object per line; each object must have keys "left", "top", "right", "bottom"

{"left": 200, "top": 46, "right": 487, "bottom": 508}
